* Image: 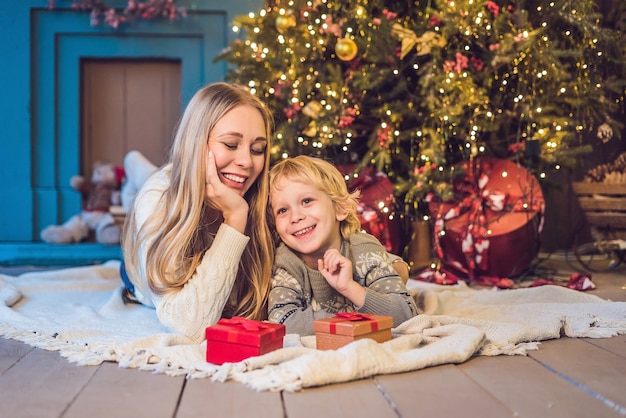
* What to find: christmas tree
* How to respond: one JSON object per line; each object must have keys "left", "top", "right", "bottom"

{"left": 216, "top": 0, "right": 625, "bottom": 229}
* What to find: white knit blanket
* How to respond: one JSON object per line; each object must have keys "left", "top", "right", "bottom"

{"left": 1, "top": 260, "right": 625, "bottom": 392}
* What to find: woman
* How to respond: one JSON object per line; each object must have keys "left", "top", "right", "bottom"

{"left": 121, "top": 83, "right": 274, "bottom": 342}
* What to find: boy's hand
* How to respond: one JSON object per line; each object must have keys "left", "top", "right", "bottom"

{"left": 318, "top": 249, "right": 352, "bottom": 290}
{"left": 318, "top": 249, "right": 365, "bottom": 307}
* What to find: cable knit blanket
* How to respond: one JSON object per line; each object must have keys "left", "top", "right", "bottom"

{"left": 1, "top": 260, "right": 625, "bottom": 392}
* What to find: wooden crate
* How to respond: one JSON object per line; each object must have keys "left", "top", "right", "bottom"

{"left": 571, "top": 183, "right": 626, "bottom": 237}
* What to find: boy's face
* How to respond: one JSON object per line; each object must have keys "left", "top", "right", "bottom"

{"left": 270, "top": 178, "right": 347, "bottom": 269}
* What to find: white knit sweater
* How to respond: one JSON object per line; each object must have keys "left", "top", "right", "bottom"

{"left": 128, "top": 165, "right": 250, "bottom": 342}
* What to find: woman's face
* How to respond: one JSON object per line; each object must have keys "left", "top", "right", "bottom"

{"left": 208, "top": 104, "right": 267, "bottom": 196}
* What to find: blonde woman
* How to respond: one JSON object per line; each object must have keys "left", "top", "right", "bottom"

{"left": 267, "top": 156, "right": 418, "bottom": 336}
{"left": 121, "top": 83, "right": 274, "bottom": 342}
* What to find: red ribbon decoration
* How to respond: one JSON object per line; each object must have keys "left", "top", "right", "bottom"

{"left": 329, "top": 312, "right": 379, "bottom": 334}
{"left": 333, "top": 312, "right": 373, "bottom": 321}
{"left": 218, "top": 317, "right": 268, "bottom": 332}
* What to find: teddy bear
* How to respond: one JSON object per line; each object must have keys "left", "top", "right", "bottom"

{"left": 40, "top": 162, "right": 125, "bottom": 245}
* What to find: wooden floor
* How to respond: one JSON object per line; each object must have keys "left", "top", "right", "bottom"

{"left": 1, "top": 257, "right": 625, "bottom": 418}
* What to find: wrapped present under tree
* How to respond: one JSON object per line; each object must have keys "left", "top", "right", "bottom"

{"left": 339, "top": 165, "right": 402, "bottom": 255}
{"left": 427, "top": 158, "right": 545, "bottom": 287}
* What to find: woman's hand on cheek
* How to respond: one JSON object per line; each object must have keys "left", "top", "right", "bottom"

{"left": 205, "top": 150, "right": 249, "bottom": 233}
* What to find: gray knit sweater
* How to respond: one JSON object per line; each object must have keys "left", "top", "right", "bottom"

{"left": 268, "top": 232, "right": 418, "bottom": 335}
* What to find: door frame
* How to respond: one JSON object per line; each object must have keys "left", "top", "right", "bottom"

{"left": 33, "top": 9, "right": 227, "bottom": 236}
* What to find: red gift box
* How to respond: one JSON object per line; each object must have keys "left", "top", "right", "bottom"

{"left": 428, "top": 158, "right": 544, "bottom": 282}
{"left": 338, "top": 164, "right": 401, "bottom": 255}
{"left": 205, "top": 317, "right": 286, "bottom": 365}
{"left": 313, "top": 313, "right": 393, "bottom": 350}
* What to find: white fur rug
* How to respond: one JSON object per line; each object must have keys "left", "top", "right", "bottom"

{"left": 1, "top": 260, "right": 625, "bottom": 392}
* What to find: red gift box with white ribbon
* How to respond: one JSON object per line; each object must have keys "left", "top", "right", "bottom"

{"left": 313, "top": 312, "right": 393, "bottom": 350}
{"left": 428, "top": 157, "right": 545, "bottom": 284}
{"left": 205, "top": 317, "right": 286, "bottom": 364}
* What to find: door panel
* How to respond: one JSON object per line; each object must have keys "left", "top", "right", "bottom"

{"left": 81, "top": 60, "right": 181, "bottom": 172}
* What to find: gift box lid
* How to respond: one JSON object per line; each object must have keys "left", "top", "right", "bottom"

{"left": 313, "top": 313, "right": 393, "bottom": 336}
{"left": 206, "top": 317, "right": 286, "bottom": 347}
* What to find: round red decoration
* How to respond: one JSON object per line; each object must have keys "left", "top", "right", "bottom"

{"left": 428, "top": 158, "right": 545, "bottom": 281}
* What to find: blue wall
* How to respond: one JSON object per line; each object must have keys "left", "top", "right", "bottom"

{"left": 0, "top": 0, "right": 261, "bottom": 264}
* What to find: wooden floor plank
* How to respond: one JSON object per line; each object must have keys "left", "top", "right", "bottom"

{"left": 375, "top": 364, "right": 511, "bottom": 418}
{"left": 0, "top": 346, "right": 97, "bottom": 418}
{"left": 584, "top": 334, "right": 626, "bottom": 359}
{"left": 0, "top": 337, "right": 33, "bottom": 373}
{"left": 529, "top": 338, "right": 626, "bottom": 415}
{"left": 590, "top": 286, "right": 626, "bottom": 302}
{"left": 63, "top": 361, "right": 184, "bottom": 418}
{"left": 283, "top": 378, "right": 397, "bottom": 418}
{"left": 178, "top": 379, "right": 284, "bottom": 417}
{"left": 580, "top": 263, "right": 626, "bottom": 302}
{"left": 459, "top": 353, "right": 623, "bottom": 417}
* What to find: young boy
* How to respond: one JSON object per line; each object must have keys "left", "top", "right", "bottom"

{"left": 267, "top": 155, "right": 418, "bottom": 335}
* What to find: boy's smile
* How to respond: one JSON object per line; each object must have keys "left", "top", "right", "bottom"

{"left": 293, "top": 225, "right": 315, "bottom": 237}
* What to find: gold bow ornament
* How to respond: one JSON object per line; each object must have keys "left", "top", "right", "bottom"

{"left": 392, "top": 23, "right": 447, "bottom": 59}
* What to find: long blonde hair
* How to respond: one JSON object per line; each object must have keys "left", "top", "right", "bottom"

{"left": 122, "top": 83, "right": 274, "bottom": 320}
{"left": 268, "top": 155, "right": 362, "bottom": 240}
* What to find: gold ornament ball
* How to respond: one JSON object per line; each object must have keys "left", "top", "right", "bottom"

{"left": 335, "top": 38, "right": 358, "bottom": 61}
{"left": 275, "top": 14, "right": 296, "bottom": 34}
